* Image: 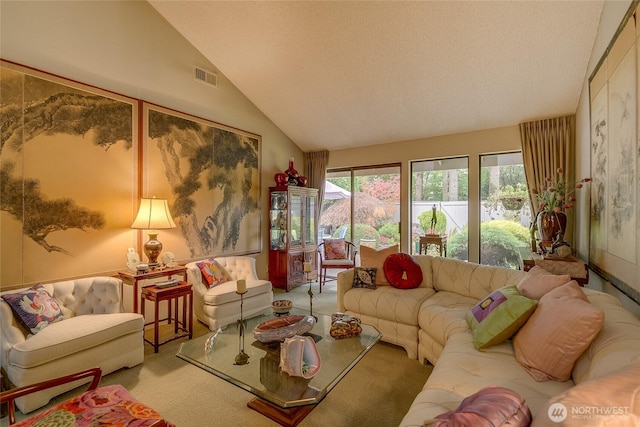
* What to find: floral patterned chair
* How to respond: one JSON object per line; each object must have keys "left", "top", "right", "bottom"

{"left": 0, "top": 368, "right": 173, "bottom": 426}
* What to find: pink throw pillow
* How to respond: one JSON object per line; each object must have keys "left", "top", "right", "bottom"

{"left": 323, "top": 239, "right": 347, "bottom": 260}
{"left": 429, "top": 386, "right": 532, "bottom": 426}
{"left": 517, "top": 266, "right": 571, "bottom": 300}
{"left": 514, "top": 281, "right": 604, "bottom": 382}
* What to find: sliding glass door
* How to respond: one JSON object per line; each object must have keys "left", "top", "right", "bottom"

{"left": 411, "top": 157, "right": 469, "bottom": 260}
{"left": 480, "top": 152, "right": 531, "bottom": 267}
{"left": 320, "top": 165, "right": 400, "bottom": 249}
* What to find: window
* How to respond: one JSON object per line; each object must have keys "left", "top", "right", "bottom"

{"left": 411, "top": 157, "right": 469, "bottom": 259}
{"left": 320, "top": 165, "right": 400, "bottom": 249}
{"left": 480, "top": 152, "right": 531, "bottom": 268}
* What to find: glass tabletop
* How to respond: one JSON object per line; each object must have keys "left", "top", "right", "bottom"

{"left": 177, "top": 307, "right": 381, "bottom": 409}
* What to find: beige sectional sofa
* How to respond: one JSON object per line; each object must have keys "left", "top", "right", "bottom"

{"left": 0, "top": 276, "right": 144, "bottom": 413}
{"left": 337, "top": 255, "right": 640, "bottom": 425}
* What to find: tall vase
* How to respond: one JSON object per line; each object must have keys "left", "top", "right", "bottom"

{"left": 536, "top": 211, "right": 567, "bottom": 250}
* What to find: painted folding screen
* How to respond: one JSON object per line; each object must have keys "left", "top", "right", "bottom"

{"left": 0, "top": 61, "right": 138, "bottom": 287}
{"left": 141, "top": 103, "right": 261, "bottom": 261}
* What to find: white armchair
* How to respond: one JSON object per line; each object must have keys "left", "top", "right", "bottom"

{"left": 185, "top": 256, "right": 273, "bottom": 331}
{"left": 0, "top": 277, "right": 144, "bottom": 413}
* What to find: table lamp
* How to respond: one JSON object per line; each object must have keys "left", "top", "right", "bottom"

{"left": 131, "top": 197, "right": 176, "bottom": 267}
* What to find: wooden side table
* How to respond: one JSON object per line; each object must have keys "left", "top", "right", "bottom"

{"left": 118, "top": 265, "right": 187, "bottom": 313}
{"left": 140, "top": 281, "right": 193, "bottom": 353}
{"left": 419, "top": 234, "right": 447, "bottom": 256}
{"left": 517, "top": 247, "right": 589, "bottom": 285}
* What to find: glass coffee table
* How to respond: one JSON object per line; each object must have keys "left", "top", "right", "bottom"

{"left": 177, "top": 307, "right": 381, "bottom": 426}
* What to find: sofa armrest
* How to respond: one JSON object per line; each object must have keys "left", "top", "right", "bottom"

{"left": 336, "top": 269, "right": 355, "bottom": 312}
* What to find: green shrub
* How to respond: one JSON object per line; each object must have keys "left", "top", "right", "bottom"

{"left": 447, "top": 221, "right": 528, "bottom": 268}
{"left": 418, "top": 209, "right": 447, "bottom": 234}
{"left": 378, "top": 223, "right": 400, "bottom": 246}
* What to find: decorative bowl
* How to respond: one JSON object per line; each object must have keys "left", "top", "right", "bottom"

{"left": 253, "top": 315, "right": 315, "bottom": 343}
{"left": 272, "top": 299, "right": 293, "bottom": 315}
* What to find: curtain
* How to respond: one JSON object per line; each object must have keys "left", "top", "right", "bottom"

{"left": 520, "top": 115, "right": 576, "bottom": 245}
{"left": 304, "top": 150, "right": 329, "bottom": 203}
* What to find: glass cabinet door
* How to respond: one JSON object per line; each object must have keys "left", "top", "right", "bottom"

{"left": 289, "top": 193, "right": 302, "bottom": 247}
{"left": 304, "top": 193, "right": 317, "bottom": 245}
{"left": 270, "top": 191, "right": 287, "bottom": 250}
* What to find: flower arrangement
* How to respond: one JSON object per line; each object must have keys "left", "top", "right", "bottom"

{"left": 532, "top": 168, "right": 590, "bottom": 212}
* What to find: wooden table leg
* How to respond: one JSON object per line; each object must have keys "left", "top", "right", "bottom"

{"left": 153, "top": 297, "right": 159, "bottom": 353}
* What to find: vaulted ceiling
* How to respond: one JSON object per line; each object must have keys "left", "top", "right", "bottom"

{"left": 149, "top": 1, "right": 604, "bottom": 152}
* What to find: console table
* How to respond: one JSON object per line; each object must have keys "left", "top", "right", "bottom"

{"left": 517, "top": 247, "right": 589, "bottom": 285}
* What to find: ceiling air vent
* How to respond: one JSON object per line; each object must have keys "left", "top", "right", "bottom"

{"left": 194, "top": 66, "right": 218, "bottom": 88}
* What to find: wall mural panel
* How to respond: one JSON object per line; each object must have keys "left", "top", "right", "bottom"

{"left": 142, "top": 103, "right": 261, "bottom": 261}
{"left": 588, "top": 3, "right": 640, "bottom": 303}
{"left": 0, "top": 61, "right": 138, "bottom": 287}
{"left": 606, "top": 46, "right": 636, "bottom": 262}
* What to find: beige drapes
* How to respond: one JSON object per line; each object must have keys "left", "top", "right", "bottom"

{"left": 520, "top": 115, "right": 576, "bottom": 245}
{"left": 304, "top": 150, "right": 329, "bottom": 203}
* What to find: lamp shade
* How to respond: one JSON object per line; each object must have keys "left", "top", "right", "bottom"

{"left": 131, "top": 198, "right": 176, "bottom": 230}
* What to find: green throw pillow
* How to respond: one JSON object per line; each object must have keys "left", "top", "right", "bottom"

{"left": 465, "top": 285, "right": 537, "bottom": 350}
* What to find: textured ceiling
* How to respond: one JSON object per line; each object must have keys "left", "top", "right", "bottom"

{"left": 149, "top": 1, "right": 604, "bottom": 152}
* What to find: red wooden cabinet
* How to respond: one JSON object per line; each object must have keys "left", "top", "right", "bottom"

{"left": 268, "top": 186, "right": 318, "bottom": 291}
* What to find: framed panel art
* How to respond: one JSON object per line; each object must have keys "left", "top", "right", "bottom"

{"left": 141, "top": 103, "right": 261, "bottom": 261}
{"left": 0, "top": 61, "right": 139, "bottom": 287}
{"left": 588, "top": 3, "right": 640, "bottom": 304}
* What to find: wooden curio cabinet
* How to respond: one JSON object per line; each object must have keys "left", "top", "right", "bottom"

{"left": 268, "top": 186, "right": 318, "bottom": 291}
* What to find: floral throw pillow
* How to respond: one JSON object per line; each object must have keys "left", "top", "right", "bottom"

{"left": 352, "top": 267, "right": 377, "bottom": 289}
{"left": 324, "top": 238, "right": 347, "bottom": 260}
{"left": 1, "top": 285, "right": 64, "bottom": 335}
{"left": 196, "top": 259, "right": 227, "bottom": 288}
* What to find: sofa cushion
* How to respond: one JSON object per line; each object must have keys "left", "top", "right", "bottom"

{"left": 427, "top": 386, "right": 532, "bottom": 427}
{"left": 343, "top": 286, "right": 434, "bottom": 326}
{"left": 517, "top": 266, "right": 571, "bottom": 300}
{"left": 383, "top": 253, "right": 423, "bottom": 289}
{"left": 418, "top": 291, "right": 477, "bottom": 348}
{"left": 572, "top": 290, "right": 640, "bottom": 384}
{"left": 323, "top": 238, "right": 347, "bottom": 260}
{"left": 2, "top": 285, "right": 64, "bottom": 335}
{"left": 201, "top": 279, "right": 272, "bottom": 306}
{"left": 196, "top": 259, "right": 227, "bottom": 288}
{"left": 410, "top": 331, "right": 574, "bottom": 422}
{"left": 352, "top": 267, "right": 377, "bottom": 289}
{"left": 466, "top": 285, "right": 537, "bottom": 350}
{"left": 9, "top": 313, "right": 143, "bottom": 369}
{"left": 431, "top": 257, "right": 527, "bottom": 299}
{"left": 514, "top": 281, "right": 605, "bottom": 382}
{"left": 360, "top": 245, "right": 399, "bottom": 286}
{"left": 532, "top": 362, "right": 640, "bottom": 426}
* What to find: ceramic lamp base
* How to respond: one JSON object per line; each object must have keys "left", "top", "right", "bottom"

{"left": 143, "top": 232, "right": 162, "bottom": 267}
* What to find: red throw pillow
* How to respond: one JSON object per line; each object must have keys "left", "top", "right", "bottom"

{"left": 382, "top": 253, "right": 423, "bottom": 289}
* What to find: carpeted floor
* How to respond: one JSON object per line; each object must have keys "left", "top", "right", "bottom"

{"left": 3, "top": 278, "right": 432, "bottom": 427}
